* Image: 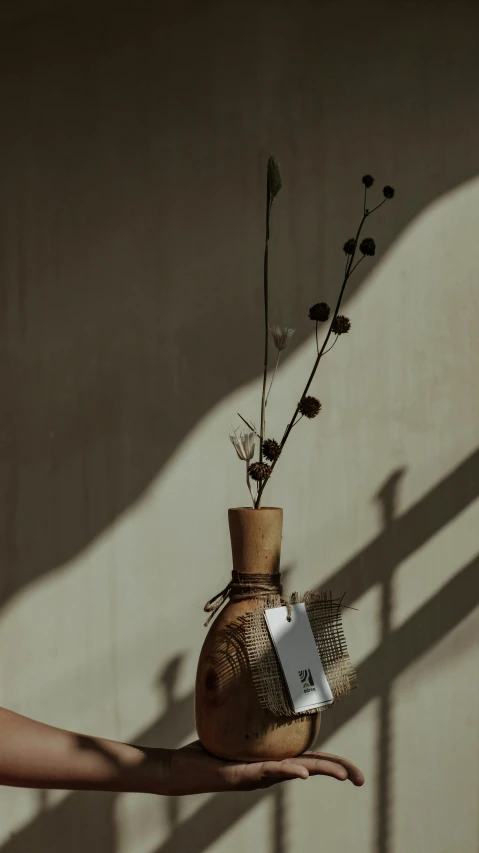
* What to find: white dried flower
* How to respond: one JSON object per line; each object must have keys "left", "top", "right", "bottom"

{"left": 269, "top": 326, "right": 295, "bottom": 351}
{"left": 230, "top": 430, "right": 255, "bottom": 462}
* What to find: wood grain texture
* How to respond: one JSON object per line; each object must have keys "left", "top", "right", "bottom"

{"left": 196, "top": 508, "right": 320, "bottom": 761}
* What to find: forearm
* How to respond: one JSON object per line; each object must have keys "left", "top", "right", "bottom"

{"left": 0, "top": 707, "right": 365, "bottom": 796}
{"left": 0, "top": 707, "right": 170, "bottom": 794}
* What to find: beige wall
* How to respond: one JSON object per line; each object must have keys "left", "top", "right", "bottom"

{"left": 0, "top": 1, "right": 478, "bottom": 851}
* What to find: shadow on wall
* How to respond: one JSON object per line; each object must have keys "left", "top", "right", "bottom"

{"left": 2, "top": 449, "right": 478, "bottom": 853}
{"left": 1, "top": 0, "right": 479, "bottom": 611}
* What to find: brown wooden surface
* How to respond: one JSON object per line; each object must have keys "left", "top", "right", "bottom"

{"left": 195, "top": 508, "right": 321, "bottom": 761}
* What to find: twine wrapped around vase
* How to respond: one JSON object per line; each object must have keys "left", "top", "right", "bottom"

{"left": 203, "top": 570, "right": 292, "bottom": 626}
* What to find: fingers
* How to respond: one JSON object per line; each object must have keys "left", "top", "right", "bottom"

{"left": 225, "top": 760, "right": 306, "bottom": 790}
{"left": 262, "top": 762, "right": 309, "bottom": 782}
{"left": 261, "top": 758, "right": 349, "bottom": 785}
{"left": 287, "top": 759, "right": 349, "bottom": 782}
{"left": 224, "top": 753, "right": 364, "bottom": 792}
{"left": 298, "top": 752, "right": 365, "bottom": 787}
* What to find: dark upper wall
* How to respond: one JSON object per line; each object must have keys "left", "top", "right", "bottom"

{"left": 1, "top": 0, "right": 478, "bottom": 603}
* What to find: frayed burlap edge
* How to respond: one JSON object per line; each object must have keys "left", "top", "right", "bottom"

{"left": 245, "top": 590, "right": 357, "bottom": 717}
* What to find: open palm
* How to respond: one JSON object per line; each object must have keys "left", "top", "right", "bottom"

{"left": 166, "top": 741, "right": 364, "bottom": 795}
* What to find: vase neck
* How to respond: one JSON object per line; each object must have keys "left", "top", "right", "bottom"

{"left": 228, "top": 508, "right": 283, "bottom": 576}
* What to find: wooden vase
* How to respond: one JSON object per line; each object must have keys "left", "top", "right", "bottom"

{"left": 195, "top": 507, "right": 321, "bottom": 761}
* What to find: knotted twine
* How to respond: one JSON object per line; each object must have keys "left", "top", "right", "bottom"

{"left": 203, "top": 571, "right": 292, "bottom": 627}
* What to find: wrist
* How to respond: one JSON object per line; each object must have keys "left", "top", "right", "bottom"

{"left": 129, "top": 746, "right": 173, "bottom": 796}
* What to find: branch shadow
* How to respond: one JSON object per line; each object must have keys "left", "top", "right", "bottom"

{"left": 1, "top": 448, "right": 477, "bottom": 853}
{"left": 2, "top": 0, "right": 479, "bottom": 617}
{"left": 1, "top": 2, "right": 479, "bottom": 852}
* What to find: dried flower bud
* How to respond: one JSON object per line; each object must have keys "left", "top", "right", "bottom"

{"left": 230, "top": 430, "right": 255, "bottom": 462}
{"left": 359, "top": 237, "right": 376, "bottom": 256}
{"left": 269, "top": 325, "right": 295, "bottom": 351}
{"left": 308, "top": 302, "right": 331, "bottom": 322}
{"left": 331, "top": 315, "right": 351, "bottom": 335}
{"left": 298, "top": 396, "right": 322, "bottom": 419}
{"left": 248, "top": 461, "right": 272, "bottom": 482}
{"left": 362, "top": 175, "right": 375, "bottom": 188}
{"left": 262, "top": 438, "right": 281, "bottom": 462}
{"left": 343, "top": 238, "right": 356, "bottom": 255}
{"left": 383, "top": 185, "right": 395, "bottom": 199}
{"left": 267, "top": 155, "right": 282, "bottom": 199}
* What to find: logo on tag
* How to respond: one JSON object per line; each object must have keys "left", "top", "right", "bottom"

{"left": 298, "top": 669, "right": 315, "bottom": 694}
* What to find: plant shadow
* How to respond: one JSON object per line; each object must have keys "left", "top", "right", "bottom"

{"left": 1, "top": 451, "right": 478, "bottom": 853}
{"left": 1, "top": 1, "right": 479, "bottom": 851}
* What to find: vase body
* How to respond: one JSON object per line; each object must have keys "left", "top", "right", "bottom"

{"left": 195, "top": 507, "right": 321, "bottom": 761}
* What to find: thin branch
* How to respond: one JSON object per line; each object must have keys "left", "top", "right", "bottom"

{"left": 256, "top": 209, "right": 368, "bottom": 505}
{"left": 348, "top": 254, "right": 365, "bottom": 277}
{"left": 255, "top": 185, "right": 390, "bottom": 506}
{"left": 246, "top": 463, "right": 255, "bottom": 506}
{"left": 322, "top": 334, "right": 339, "bottom": 356}
{"left": 366, "top": 197, "right": 387, "bottom": 216}
{"left": 265, "top": 351, "right": 281, "bottom": 406}
{"left": 237, "top": 413, "right": 258, "bottom": 435}
{"left": 283, "top": 212, "right": 366, "bottom": 433}
{"left": 291, "top": 414, "right": 304, "bottom": 429}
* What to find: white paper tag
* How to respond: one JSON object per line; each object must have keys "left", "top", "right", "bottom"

{"left": 264, "top": 602, "right": 333, "bottom": 713}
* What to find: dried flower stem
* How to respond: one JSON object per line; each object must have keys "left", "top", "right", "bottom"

{"left": 256, "top": 204, "right": 375, "bottom": 506}
{"left": 246, "top": 463, "right": 255, "bottom": 505}
{"left": 265, "top": 350, "right": 281, "bottom": 405}
{"left": 366, "top": 198, "right": 387, "bottom": 216}
{"left": 322, "top": 335, "right": 339, "bottom": 356}
{"left": 348, "top": 255, "right": 365, "bottom": 277}
{"left": 259, "top": 186, "right": 272, "bottom": 471}
{"left": 237, "top": 413, "right": 258, "bottom": 435}
{"left": 314, "top": 320, "right": 338, "bottom": 356}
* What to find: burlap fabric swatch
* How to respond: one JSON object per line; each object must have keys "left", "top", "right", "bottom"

{"left": 245, "top": 590, "right": 357, "bottom": 717}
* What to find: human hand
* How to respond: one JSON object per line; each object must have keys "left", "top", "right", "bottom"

{"left": 163, "top": 741, "right": 364, "bottom": 795}
{"left": 0, "top": 708, "right": 363, "bottom": 798}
